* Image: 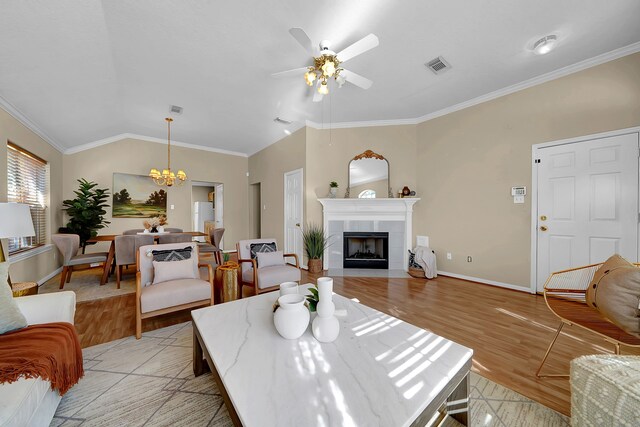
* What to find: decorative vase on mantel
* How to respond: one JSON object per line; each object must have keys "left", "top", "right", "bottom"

{"left": 312, "top": 277, "right": 340, "bottom": 343}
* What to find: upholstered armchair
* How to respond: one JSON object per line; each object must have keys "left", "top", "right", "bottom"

{"left": 236, "top": 239, "right": 300, "bottom": 297}
{"left": 51, "top": 234, "right": 109, "bottom": 289}
{"left": 135, "top": 242, "right": 213, "bottom": 339}
{"left": 114, "top": 234, "right": 154, "bottom": 288}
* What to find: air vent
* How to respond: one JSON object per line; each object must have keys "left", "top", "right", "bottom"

{"left": 169, "top": 105, "right": 183, "bottom": 115}
{"left": 274, "top": 117, "right": 292, "bottom": 125}
{"left": 425, "top": 56, "right": 451, "bottom": 74}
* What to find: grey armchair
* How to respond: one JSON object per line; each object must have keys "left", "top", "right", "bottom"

{"left": 114, "top": 235, "right": 154, "bottom": 288}
{"left": 52, "top": 234, "right": 109, "bottom": 289}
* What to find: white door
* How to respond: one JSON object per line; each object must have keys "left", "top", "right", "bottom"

{"left": 215, "top": 184, "right": 224, "bottom": 249}
{"left": 535, "top": 132, "right": 639, "bottom": 292}
{"left": 284, "top": 168, "right": 304, "bottom": 265}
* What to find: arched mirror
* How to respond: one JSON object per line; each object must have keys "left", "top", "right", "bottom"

{"left": 345, "top": 150, "right": 392, "bottom": 198}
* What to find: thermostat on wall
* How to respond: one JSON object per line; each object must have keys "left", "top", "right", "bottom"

{"left": 511, "top": 186, "right": 526, "bottom": 204}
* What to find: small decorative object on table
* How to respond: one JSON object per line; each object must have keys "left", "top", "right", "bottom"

{"left": 274, "top": 294, "right": 310, "bottom": 339}
{"left": 311, "top": 277, "right": 340, "bottom": 342}
{"left": 401, "top": 186, "right": 411, "bottom": 197}
{"left": 143, "top": 214, "right": 168, "bottom": 233}
{"left": 11, "top": 281, "right": 39, "bottom": 297}
{"left": 301, "top": 222, "right": 331, "bottom": 274}
{"left": 328, "top": 181, "right": 338, "bottom": 198}
{"left": 217, "top": 261, "right": 240, "bottom": 302}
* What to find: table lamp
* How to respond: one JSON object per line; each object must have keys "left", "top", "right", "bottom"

{"left": 0, "top": 203, "right": 36, "bottom": 285}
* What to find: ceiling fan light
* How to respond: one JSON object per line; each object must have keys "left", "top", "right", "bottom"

{"left": 304, "top": 71, "right": 316, "bottom": 86}
{"left": 533, "top": 35, "right": 558, "bottom": 55}
{"left": 318, "top": 82, "right": 329, "bottom": 95}
{"left": 322, "top": 60, "right": 336, "bottom": 77}
{"left": 336, "top": 74, "right": 346, "bottom": 88}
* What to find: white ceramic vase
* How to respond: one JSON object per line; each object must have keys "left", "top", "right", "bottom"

{"left": 274, "top": 294, "right": 310, "bottom": 339}
{"left": 312, "top": 277, "right": 340, "bottom": 342}
{"left": 329, "top": 187, "right": 338, "bottom": 198}
{"left": 158, "top": 226, "right": 165, "bottom": 233}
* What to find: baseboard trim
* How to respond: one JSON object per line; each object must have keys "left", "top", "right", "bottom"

{"left": 437, "top": 270, "right": 533, "bottom": 294}
{"left": 38, "top": 267, "right": 62, "bottom": 286}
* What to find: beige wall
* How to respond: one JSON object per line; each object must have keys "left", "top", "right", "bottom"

{"left": 248, "top": 128, "right": 305, "bottom": 246}
{"left": 305, "top": 125, "right": 417, "bottom": 226}
{"left": 0, "top": 108, "right": 63, "bottom": 282}
{"left": 192, "top": 186, "right": 214, "bottom": 203}
{"left": 415, "top": 53, "right": 640, "bottom": 288}
{"left": 63, "top": 138, "right": 249, "bottom": 253}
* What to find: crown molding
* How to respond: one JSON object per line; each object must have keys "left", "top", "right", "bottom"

{"left": 0, "top": 94, "right": 66, "bottom": 153}
{"left": 64, "top": 133, "right": 248, "bottom": 157}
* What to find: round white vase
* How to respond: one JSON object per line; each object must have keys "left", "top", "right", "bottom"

{"left": 312, "top": 277, "right": 340, "bottom": 342}
{"left": 329, "top": 187, "right": 338, "bottom": 198}
{"left": 312, "top": 315, "right": 340, "bottom": 342}
{"left": 274, "top": 294, "right": 310, "bottom": 339}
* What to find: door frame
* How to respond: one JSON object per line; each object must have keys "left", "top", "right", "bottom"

{"left": 284, "top": 168, "right": 304, "bottom": 267}
{"left": 530, "top": 126, "right": 640, "bottom": 294}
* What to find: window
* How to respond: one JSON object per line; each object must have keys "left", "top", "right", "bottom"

{"left": 358, "top": 189, "right": 376, "bottom": 199}
{"left": 6, "top": 142, "right": 48, "bottom": 254}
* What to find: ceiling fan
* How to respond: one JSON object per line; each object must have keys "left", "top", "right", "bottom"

{"left": 272, "top": 28, "right": 379, "bottom": 102}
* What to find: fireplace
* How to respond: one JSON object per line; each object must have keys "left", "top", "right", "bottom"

{"left": 343, "top": 232, "right": 389, "bottom": 269}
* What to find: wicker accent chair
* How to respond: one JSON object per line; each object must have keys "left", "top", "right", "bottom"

{"left": 537, "top": 262, "right": 640, "bottom": 378}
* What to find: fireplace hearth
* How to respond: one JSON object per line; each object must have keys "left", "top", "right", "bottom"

{"left": 343, "top": 232, "right": 389, "bottom": 269}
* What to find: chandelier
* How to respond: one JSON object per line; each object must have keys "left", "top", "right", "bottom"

{"left": 304, "top": 48, "right": 346, "bottom": 95}
{"left": 149, "top": 117, "right": 187, "bottom": 187}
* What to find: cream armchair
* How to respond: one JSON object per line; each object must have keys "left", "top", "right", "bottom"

{"left": 135, "top": 242, "right": 213, "bottom": 339}
{"left": 236, "top": 239, "right": 300, "bottom": 297}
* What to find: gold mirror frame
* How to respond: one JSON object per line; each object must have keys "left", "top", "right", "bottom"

{"left": 345, "top": 150, "right": 393, "bottom": 198}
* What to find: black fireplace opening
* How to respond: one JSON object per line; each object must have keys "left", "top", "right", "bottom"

{"left": 343, "top": 232, "right": 389, "bottom": 269}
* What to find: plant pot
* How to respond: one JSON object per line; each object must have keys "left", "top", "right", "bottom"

{"left": 273, "top": 294, "right": 310, "bottom": 339}
{"left": 329, "top": 187, "right": 338, "bottom": 198}
{"left": 308, "top": 258, "right": 323, "bottom": 274}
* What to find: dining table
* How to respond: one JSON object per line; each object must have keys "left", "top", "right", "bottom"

{"left": 87, "top": 231, "right": 207, "bottom": 285}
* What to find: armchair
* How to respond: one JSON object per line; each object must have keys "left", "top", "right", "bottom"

{"left": 135, "top": 242, "right": 213, "bottom": 339}
{"left": 236, "top": 239, "right": 300, "bottom": 297}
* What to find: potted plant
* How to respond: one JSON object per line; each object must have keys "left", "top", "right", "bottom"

{"left": 301, "top": 223, "right": 331, "bottom": 274}
{"left": 329, "top": 181, "right": 338, "bottom": 198}
{"left": 61, "top": 179, "right": 110, "bottom": 248}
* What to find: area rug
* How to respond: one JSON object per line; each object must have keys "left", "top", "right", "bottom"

{"left": 40, "top": 268, "right": 136, "bottom": 303}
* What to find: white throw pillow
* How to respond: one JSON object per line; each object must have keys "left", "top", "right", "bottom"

{"left": 152, "top": 259, "right": 197, "bottom": 284}
{"left": 257, "top": 251, "right": 285, "bottom": 268}
{"left": 0, "top": 262, "right": 28, "bottom": 334}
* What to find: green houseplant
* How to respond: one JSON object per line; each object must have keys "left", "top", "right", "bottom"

{"left": 62, "top": 179, "right": 110, "bottom": 247}
{"left": 301, "top": 223, "right": 331, "bottom": 274}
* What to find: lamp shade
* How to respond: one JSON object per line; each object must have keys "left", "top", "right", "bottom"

{"left": 0, "top": 203, "right": 36, "bottom": 238}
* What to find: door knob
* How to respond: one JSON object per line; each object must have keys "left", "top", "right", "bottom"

{"left": 295, "top": 223, "right": 300, "bottom": 227}
{"left": 540, "top": 215, "right": 547, "bottom": 221}
{"left": 540, "top": 225, "right": 548, "bottom": 232}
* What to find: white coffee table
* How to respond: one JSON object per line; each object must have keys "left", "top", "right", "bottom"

{"left": 192, "top": 284, "right": 473, "bottom": 426}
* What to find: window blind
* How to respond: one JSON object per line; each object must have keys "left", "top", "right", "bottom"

{"left": 6, "top": 142, "right": 48, "bottom": 254}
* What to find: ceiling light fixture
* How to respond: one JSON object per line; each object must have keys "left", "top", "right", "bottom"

{"left": 533, "top": 35, "right": 558, "bottom": 55}
{"left": 149, "top": 118, "right": 187, "bottom": 187}
{"left": 306, "top": 43, "right": 343, "bottom": 95}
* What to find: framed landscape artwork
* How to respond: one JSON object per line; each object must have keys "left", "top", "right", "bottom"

{"left": 112, "top": 173, "right": 167, "bottom": 218}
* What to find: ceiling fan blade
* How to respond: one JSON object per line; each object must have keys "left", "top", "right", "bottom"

{"left": 312, "top": 81, "right": 324, "bottom": 102}
{"left": 289, "top": 28, "right": 315, "bottom": 55}
{"left": 340, "top": 69, "right": 373, "bottom": 90}
{"left": 336, "top": 34, "right": 379, "bottom": 63}
{"left": 271, "top": 67, "right": 309, "bottom": 78}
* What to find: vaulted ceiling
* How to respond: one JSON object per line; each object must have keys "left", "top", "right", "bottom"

{"left": 1, "top": 1, "right": 639, "bottom": 155}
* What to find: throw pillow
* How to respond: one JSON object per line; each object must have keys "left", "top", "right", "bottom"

{"left": 151, "top": 246, "right": 193, "bottom": 262}
{"left": 593, "top": 266, "right": 640, "bottom": 338}
{"left": 0, "top": 262, "right": 28, "bottom": 335}
{"left": 250, "top": 242, "right": 277, "bottom": 263}
{"left": 586, "top": 254, "right": 633, "bottom": 308}
{"left": 257, "top": 251, "right": 285, "bottom": 268}
{"left": 152, "top": 258, "right": 198, "bottom": 285}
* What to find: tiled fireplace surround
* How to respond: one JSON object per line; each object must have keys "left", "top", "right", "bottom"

{"left": 318, "top": 198, "right": 420, "bottom": 271}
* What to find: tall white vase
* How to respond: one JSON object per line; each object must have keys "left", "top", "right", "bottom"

{"left": 312, "top": 277, "right": 340, "bottom": 342}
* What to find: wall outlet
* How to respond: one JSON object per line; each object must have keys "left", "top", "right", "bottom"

{"left": 446, "top": 252, "right": 452, "bottom": 260}
{"left": 170, "top": 204, "right": 175, "bottom": 210}
{"left": 467, "top": 256, "right": 473, "bottom": 262}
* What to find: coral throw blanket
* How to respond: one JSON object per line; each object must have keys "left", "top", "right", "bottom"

{"left": 0, "top": 322, "right": 84, "bottom": 395}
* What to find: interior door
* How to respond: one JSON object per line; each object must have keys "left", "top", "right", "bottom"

{"left": 535, "top": 132, "right": 639, "bottom": 292}
{"left": 284, "top": 168, "right": 304, "bottom": 265}
{"left": 215, "top": 183, "right": 224, "bottom": 249}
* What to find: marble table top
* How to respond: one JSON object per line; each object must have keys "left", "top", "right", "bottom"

{"left": 192, "top": 284, "right": 473, "bottom": 427}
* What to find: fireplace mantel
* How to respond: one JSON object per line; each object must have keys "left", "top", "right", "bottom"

{"left": 318, "top": 198, "right": 420, "bottom": 270}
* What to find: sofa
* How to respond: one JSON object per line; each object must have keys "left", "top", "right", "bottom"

{"left": 0, "top": 291, "right": 76, "bottom": 427}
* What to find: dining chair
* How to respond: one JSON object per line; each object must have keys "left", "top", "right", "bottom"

{"left": 164, "top": 228, "right": 183, "bottom": 233}
{"left": 52, "top": 234, "right": 109, "bottom": 289}
{"left": 114, "top": 234, "right": 154, "bottom": 288}
{"left": 158, "top": 233, "right": 192, "bottom": 244}
{"left": 199, "top": 227, "right": 225, "bottom": 264}
{"left": 123, "top": 229, "right": 145, "bottom": 235}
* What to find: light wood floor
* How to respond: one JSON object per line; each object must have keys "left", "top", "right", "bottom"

{"left": 70, "top": 270, "right": 640, "bottom": 416}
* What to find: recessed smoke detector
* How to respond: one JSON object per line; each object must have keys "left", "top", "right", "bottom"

{"left": 274, "top": 117, "right": 292, "bottom": 125}
{"left": 169, "top": 105, "right": 183, "bottom": 115}
{"left": 425, "top": 56, "right": 451, "bottom": 74}
{"left": 533, "top": 35, "right": 558, "bottom": 55}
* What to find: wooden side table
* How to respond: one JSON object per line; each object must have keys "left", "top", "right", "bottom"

{"left": 11, "top": 281, "right": 39, "bottom": 297}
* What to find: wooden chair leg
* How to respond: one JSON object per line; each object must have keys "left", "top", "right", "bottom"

{"left": 136, "top": 314, "right": 142, "bottom": 339}
{"left": 536, "top": 322, "right": 569, "bottom": 378}
{"left": 116, "top": 265, "right": 122, "bottom": 289}
{"left": 66, "top": 266, "right": 73, "bottom": 283}
{"left": 99, "top": 262, "right": 107, "bottom": 286}
{"left": 59, "top": 266, "right": 68, "bottom": 289}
